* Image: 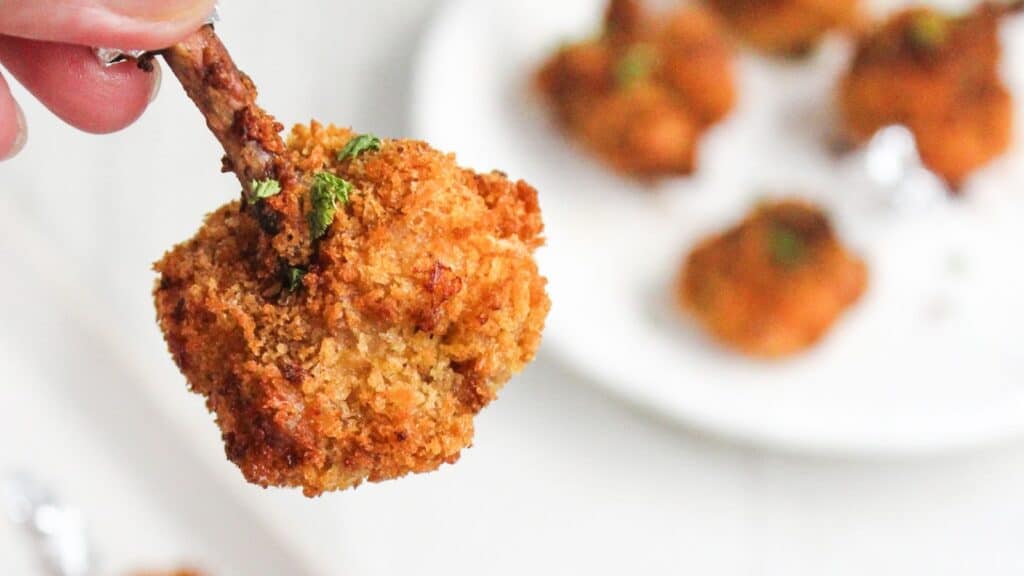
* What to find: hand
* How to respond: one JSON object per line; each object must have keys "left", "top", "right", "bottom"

{"left": 0, "top": 0, "right": 216, "bottom": 161}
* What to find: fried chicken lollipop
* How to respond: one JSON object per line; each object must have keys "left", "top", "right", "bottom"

{"left": 152, "top": 27, "right": 549, "bottom": 496}
{"left": 536, "top": 0, "right": 736, "bottom": 178}
{"left": 706, "top": 0, "right": 861, "bottom": 56}
{"left": 678, "top": 200, "right": 867, "bottom": 358}
{"left": 839, "top": 3, "right": 1020, "bottom": 188}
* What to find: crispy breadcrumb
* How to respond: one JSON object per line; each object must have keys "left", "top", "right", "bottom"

{"left": 706, "top": 0, "right": 861, "bottom": 56}
{"left": 536, "top": 0, "right": 736, "bottom": 178}
{"left": 678, "top": 200, "right": 867, "bottom": 358}
{"left": 155, "top": 124, "right": 550, "bottom": 496}
{"left": 839, "top": 4, "right": 1014, "bottom": 188}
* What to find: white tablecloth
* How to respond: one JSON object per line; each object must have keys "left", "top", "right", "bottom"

{"left": 3, "top": 1, "right": 1024, "bottom": 574}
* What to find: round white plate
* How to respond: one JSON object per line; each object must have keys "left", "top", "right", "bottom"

{"left": 411, "top": 0, "right": 1024, "bottom": 456}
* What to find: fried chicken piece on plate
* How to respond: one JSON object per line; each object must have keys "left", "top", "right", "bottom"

{"left": 536, "top": 0, "right": 736, "bottom": 178}
{"left": 677, "top": 200, "right": 867, "bottom": 358}
{"left": 706, "top": 0, "right": 862, "bottom": 56}
{"left": 839, "top": 3, "right": 1019, "bottom": 188}
{"left": 153, "top": 28, "right": 549, "bottom": 496}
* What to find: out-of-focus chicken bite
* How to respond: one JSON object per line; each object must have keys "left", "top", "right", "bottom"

{"left": 677, "top": 200, "right": 867, "bottom": 358}
{"left": 839, "top": 4, "right": 1015, "bottom": 188}
{"left": 706, "top": 0, "right": 861, "bottom": 56}
{"left": 536, "top": 0, "right": 736, "bottom": 178}
{"left": 155, "top": 123, "right": 549, "bottom": 496}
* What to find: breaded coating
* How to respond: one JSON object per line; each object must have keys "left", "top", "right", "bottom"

{"left": 678, "top": 200, "right": 867, "bottom": 358}
{"left": 536, "top": 0, "right": 736, "bottom": 178}
{"left": 155, "top": 123, "right": 550, "bottom": 496}
{"left": 706, "top": 0, "right": 861, "bottom": 56}
{"left": 839, "top": 4, "right": 1016, "bottom": 188}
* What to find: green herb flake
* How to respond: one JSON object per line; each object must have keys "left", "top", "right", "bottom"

{"left": 286, "top": 267, "right": 307, "bottom": 293}
{"left": 308, "top": 171, "right": 353, "bottom": 240}
{"left": 251, "top": 178, "right": 282, "bottom": 201}
{"left": 768, "top": 225, "right": 807, "bottom": 268}
{"left": 908, "top": 13, "right": 949, "bottom": 50}
{"left": 337, "top": 134, "right": 382, "bottom": 162}
{"left": 615, "top": 44, "right": 659, "bottom": 88}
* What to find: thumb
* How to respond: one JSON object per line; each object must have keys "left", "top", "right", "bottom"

{"left": 0, "top": 0, "right": 217, "bottom": 51}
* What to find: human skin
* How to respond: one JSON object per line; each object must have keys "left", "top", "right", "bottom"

{"left": 0, "top": 0, "right": 216, "bottom": 160}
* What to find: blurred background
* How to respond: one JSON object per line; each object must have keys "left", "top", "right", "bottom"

{"left": 5, "top": 0, "right": 1024, "bottom": 574}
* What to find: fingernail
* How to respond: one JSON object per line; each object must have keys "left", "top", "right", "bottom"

{"left": 2, "top": 101, "right": 27, "bottom": 161}
{"left": 104, "top": 0, "right": 215, "bottom": 23}
{"left": 148, "top": 63, "right": 162, "bottom": 103}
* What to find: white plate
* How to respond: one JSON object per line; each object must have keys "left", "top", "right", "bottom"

{"left": 411, "top": 0, "right": 1024, "bottom": 456}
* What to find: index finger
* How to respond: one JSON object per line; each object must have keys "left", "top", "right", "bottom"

{"left": 0, "top": 0, "right": 216, "bottom": 51}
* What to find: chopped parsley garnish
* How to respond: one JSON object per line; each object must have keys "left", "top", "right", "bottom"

{"left": 615, "top": 44, "right": 658, "bottom": 88}
{"left": 251, "top": 178, "right": 281, "bottom": 200}
{"left": 908, "top": 13, "right": 949, "bottom": 50}
{"left": 286, "top": 267, "right": 307, "bottom": 292}
{"left": 768, "top": 225, "right": 807, "bottom": 268}
{"left": 308, "top": 171, "right": 353, "bottom": 240}
{"left": 337, "top": 134, "right": 382, "bottom": 162}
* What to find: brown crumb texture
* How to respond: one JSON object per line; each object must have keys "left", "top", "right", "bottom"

{"left": 839, "top": 4, "right": 1013, "bottom": 187}
{"left": 155, "top": 123, "right": 550, "bottom": 496}
{"left": 678, "top": 200, "right": 867, "bottom": 358}
{"left": 536, "top": 0, "right": 736, "bottom": 178}
{"left": 706, "top": 0, "right": 862, "bottom": 55}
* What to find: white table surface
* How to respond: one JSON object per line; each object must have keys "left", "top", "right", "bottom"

{"left": 4, "top": 1, "right": 1024, "bottom": 574}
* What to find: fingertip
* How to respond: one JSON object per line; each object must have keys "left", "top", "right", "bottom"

{"left": 0, "top": 37, "right": 158, "bottom": 134}
{"left": 0, "top": 0, "right": 218, "bottom": 51}
{"left": 83, "top": 0, "right": 218, "bottom": 51}
{"left": 0, "top": 74, "right": 27, "bottom": 161}
{"left": 72, "top": 61, "right": 157, "bottom": 135}
{"left": 7, "top": 99, "right": 27, "bottom": 158}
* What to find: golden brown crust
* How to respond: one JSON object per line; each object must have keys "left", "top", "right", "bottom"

{"left": 678, "top": 200, "right": 867, "bottom": 358}
{"left": 839, "top": 4, "right": 1014, "bottom": 187}
{"left": 536, "top": 2, "right": 735, "bottom": 178}
{"left": 155, "top": 124, "right": 550, "bottom": 496}
{"left": 707, "top": 0, "right": 862, "bottom": 55}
